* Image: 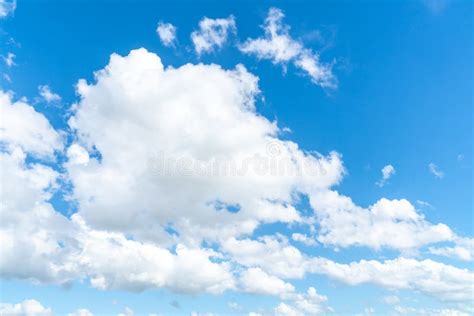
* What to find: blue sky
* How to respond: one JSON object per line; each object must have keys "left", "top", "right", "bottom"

{"left": 0, "top": 0, "right": 472, "bottom": 315}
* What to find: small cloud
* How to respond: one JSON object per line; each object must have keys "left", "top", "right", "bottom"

{"left": 156, "top": 22, "right": 177, "bottom": 47}
{"left": 429, "top": 238, "right": 473, "bottom": 261}
{"left": 428, "top": 163, "right": 444, "bottom": 179}
{"left": 376, "top": 164, "right": 395, "bottom": 187}
{"left": 118, "top": 307, "right": 133, "bottom": 316}
{"left": 457, "top": 154, "right": 464, "bottom": 161}
{"left": 416, "top": 200, "right": 433, "bottom": 209}
{"left": 191, "top": 15, "right": 236, "bottom": 55}
{"left": 227, "top": 301, "right": 241, "bottom": 311}
{"left": 3, "top": 52, "right": 15, "bottom": 67}
{"left": 291, "top": 232, "right": 317, "bottom": 246}
{"left": 0, "top": 0, "right": 16, "bottom": 18}
{"left": 383, "top": 295, "right": 400, "bottom": 305}
{"left": 239, "top": 7, "right": 336, "bottom": 88}
{"left": 38, "top": 85, "right": 61, "bottom": 103}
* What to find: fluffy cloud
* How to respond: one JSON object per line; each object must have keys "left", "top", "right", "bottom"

{"left": 67, "top": 48, "right": 343, "bottom": 247}
{"left": 239, "top": 8, "right": 336, "bottom": 88}
{"left": 291, "top": 232, "right": 317, "bottom": 246}
{"left": 38, "top": 85, "right": 61, "bottom": 103}
{"left": 67, "top": 309, "right": 94, "bottom": 316}
{"left": 222, "top": 235, "right": 308, "bottom": 279}
{"left": 156, "top": 22, "right": 177, "bottom": 47}
{"left": 274, "top": 287, "right": 329, "bottom": 315}
{"left": 240, "top": 267, "right": 295, "bottom": 296}
{"left": 0, "top": 90, "right": 63, "bottom": 158}
{"left": 223, "top": 234, "right": 474, "bottom": 303}
{"left": 0, "top": 299, "right": 52, "bottom": 316}
{"left": 191, "top": 16, "right": 236, "bottom": 54}
{"left": 0, "top": 94, "right": 75, "bottom": 285}
{"left": 1, "top": 47, "right": 473, "bottom": 309}
{"left": 376, "top": 164, "right": 395, "bottom": 187}
{"left": 0, "top": 87, "right": 234, "bottom": 293}
{"left": 309, "top": 191, "right": 454, "bottom": 252}
{"left": 72, "top": 215, "right": 235, "bottom": 293}
{"left": 312, "top": 257, "right": 474, "bottom": 302}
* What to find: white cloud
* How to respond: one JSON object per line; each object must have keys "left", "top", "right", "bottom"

{"left": 72, "top": 216, "right": 236, "bottom": 293}
{"left": 429, "top": 238, "right": 474, "bottom": 261}
{"left": 291, "top": 232, "right": 317, "bottom": 246}
{"left": 0, "top": 0, "right": 15, "bottom": 18}
{"left": 1, "top": 48, "right": 473, "bottom": 309}
{"left": 309, "top": 191, "right": 454, "bottom": 252}
{"left": 67, "top": 48, "right": 342, "bottom": 247}
{"left": 274, "top": 287, "right": 329, "bottom": 315}
{"left": 0, "top": 90, "right": 63, "bottom": 158}
{"left": 38, "top": 85, "right": 61, "bottom": 103}
{"left": 383, "top": 295, "right": 400, "bottom": 305}
{"left": 0, "top": 85, "right": 235, "bottom": 294}
{"left": 429, "top": 162, "right": 444, "bottom": 178}
{"left": 224, "top": 234, "right": 473, "bottom": 303}
{"left": 156, "top": 22, "right": 177, "bottom": 47}
{"left": 3, "top": 52, "right": 15, "bottom": 67}
{"left": 312, "top": 256, "right": 474, "bottom": 302}
{"left": 67, "top": 309, "right": 94, "bottom": 316}
{"left": 66, "top": 143, "right": 90, "bottom": 166}
{"left": 376, "top": 164, "right": 395, "bottom": 187}
{"left": 222, "top": 235, "right": 308, "bottom": 279}
{"left": 239, "top": 8, "right": 336, "bottom": 88}
{"left": 0, "top": 299, "right": 52, "bottom": 316}
{"left": 117, "top": 307, "right": 134, "bottom": 316}
{"left": 394, "top": 306, "right": 470, "bottom": 316}
{"left": 240, "top": 267, "right": 295, "bottom": 296}
{"left": 275, "top": 302, "right": 300, "bottom": 316}
{"left": 191, "top": 16, "right": 236, "bottom": 55}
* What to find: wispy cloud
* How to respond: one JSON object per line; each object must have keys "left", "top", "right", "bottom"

{"left": 239, "top": 8, "right": 336, "bottom": 88}
{"left": 38, "top": 85, "right": 61, "bottom": 103}
{"left": 3, "top": 52, "right": 15, "bottom": 67}
{"left": 429, "top": 163, "right": 444, "bottom": 179}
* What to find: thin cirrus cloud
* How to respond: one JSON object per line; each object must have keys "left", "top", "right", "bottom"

{"left": 429, "top": 162, "right": 445, "bottom": 178}
{"left": 239, "top": 7, "right": 337, "bottom": 88}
